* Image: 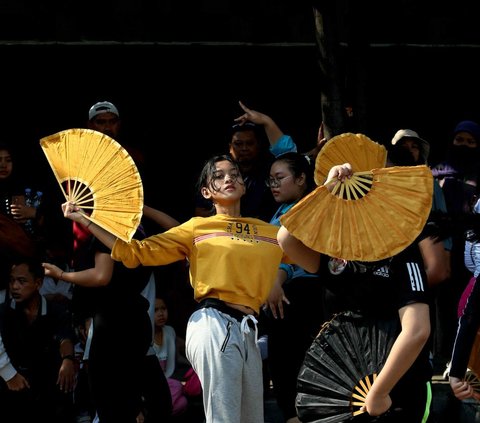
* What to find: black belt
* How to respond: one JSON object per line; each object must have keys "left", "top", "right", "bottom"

{"left": 198, "top": 298, "right": 256, "bottom": 323}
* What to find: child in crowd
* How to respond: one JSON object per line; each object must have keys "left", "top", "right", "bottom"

{"left": 153, "top": 295, "right": 188, "bottom": 417}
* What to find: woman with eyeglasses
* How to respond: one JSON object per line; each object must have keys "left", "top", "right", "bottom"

{"left": 262, "top": 152, "right": 326, "bottom": 423}
{"left": 194, "top": 101, "right": 298, "bottom": 221}
{"left": 55, "top": 154, "right": 296, "bottom": 423}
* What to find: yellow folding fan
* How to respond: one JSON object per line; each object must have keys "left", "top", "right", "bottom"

{"left": 280, "top": 133, "right": 433, "bottom": 261}
{"left": 314, "top": 132, "right": 387, "bottom": 186}
{"left": 40, "top": 128, "right": 143, "bottom": 242}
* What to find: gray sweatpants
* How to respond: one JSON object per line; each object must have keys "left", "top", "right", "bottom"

{"left": 186, "top": 307, "right": 264, "bottom": 423}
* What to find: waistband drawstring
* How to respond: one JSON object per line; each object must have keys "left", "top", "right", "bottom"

{"left": 240, "top": 314, "right": 258, "bottom": 344}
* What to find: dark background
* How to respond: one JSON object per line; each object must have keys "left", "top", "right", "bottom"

{"left": 2, "top": 0, "right": 480, "bottom": 342}
{"left": 1, "top": 43, "right": 324, "bottom": 220}
{"left": 2, "top": 2, "right": 480, "bottom": 220}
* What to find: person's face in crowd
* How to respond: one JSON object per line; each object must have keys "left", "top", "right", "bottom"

{"left": 268, "top": 160, "right": 306, "bottom": 204}
{"left": 229, "top": 129, "right": 260, "bottom": 165}
{"left": 88, "top": 112, "right": 121, "bottom": 139}
{"left": 0, "top": 148, "right": 13, "bottom": 180}
{"left": 154, "top": 298, "right": 168, "bottom": 328}
{"left": 9, "top": 263, "right": 41, "bottom": 303}
{"left": 398, "top": 138, "right": 421, "bottom": 163}
{"left": 453, "top": 131, "right": 478, "bottom": 148}
{"left": 201, "top": 159, "right": 245, "bottom": 204}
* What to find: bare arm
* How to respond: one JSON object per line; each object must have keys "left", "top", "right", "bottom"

{"left": 418, "top": 236, "right": 451, "bottom": 287}
{"left": 57, "top": 338, "right": 76, "bottom": 392}
{"left": 264, "top": 269, "right": 289, "bottom": 319}
{"left": 143, "top": 205, "right": 180, "bottom": 230}
{"left": 304, "top": 121, "right": 328, "bottom": 162}
{"left": 61, "top": 201, "right": 117, "bottom": 249}
{"left": 43, "top": 251, "right": 113, "bottom": 288}
{"left": 234, "top": 101, "right": 284, "bottom": 146}
{"left": 276, "top": 163, "right": 352, "bottom": 271}
{"left": 449, "top": 376, "right": 480, "bottom": 401}
{"left": 363, "top": 302, "right": 431, "bottom": 416}
{"left": 325, "top": 162, "right": 353, "bottom": 185}
{"left": 277, "top": 226, "right": 320, "bottom": 273}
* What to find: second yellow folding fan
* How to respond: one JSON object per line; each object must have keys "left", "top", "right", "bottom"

{"left": 280, "top": 133, "right": 433, "bottom": 261}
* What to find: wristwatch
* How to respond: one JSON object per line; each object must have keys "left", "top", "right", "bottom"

{"left": 62, "top": 354, "right": 75, "bottom": 361}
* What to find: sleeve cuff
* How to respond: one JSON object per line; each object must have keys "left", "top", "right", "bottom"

{"left": 0, "top": 363, "right": 17, "bottom": 382}
{"left": 270, "top": 135, "right": 297, "bottom": 157}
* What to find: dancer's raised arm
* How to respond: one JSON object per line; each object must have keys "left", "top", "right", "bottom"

{"left": 62, "top": 201, "right": 118, "bottom": 250}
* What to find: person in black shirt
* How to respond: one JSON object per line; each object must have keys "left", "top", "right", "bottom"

{"left": 276, "top": 163, "right": 433, "bottom": 423}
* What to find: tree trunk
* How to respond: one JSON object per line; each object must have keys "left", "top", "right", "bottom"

{"left": 312, "top": 1, "right": 370, "bottom": 137}
{"left": 312, "top": 2, "right": 346, "bottom": 139}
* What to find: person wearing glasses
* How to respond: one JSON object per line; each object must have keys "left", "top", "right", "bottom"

{"left": 194, "top": 101, "right": 297, "bottom": 221}
{"left": 262, "top": 152, "right": 325, "bottom": 423}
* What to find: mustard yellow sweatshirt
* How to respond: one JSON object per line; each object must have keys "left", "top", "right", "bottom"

{"left": 112, "top": 214, "right": 289, "bottom": 313}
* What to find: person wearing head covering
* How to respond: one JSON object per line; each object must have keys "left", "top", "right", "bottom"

{"left": 389, "top": 128, "right": 451, "bottom": 240}
{"left": 390, "top": 129, "right": 430, "bottom": 166}
{"left": 87, "top": 100, "right": 145, "bottom": 167}
{"left": 388, "top": 129, "right": 453, "bottom": 403}
{"left": 46, "top": 101, "right": 174, "bottom": 423}
{"left": 432, "top": 120, "right": 480, "bottom": 210}
{"left": 87, "top": 101, "right": 121, "bottom": 139}
{"left": 431, "top": 120, "right": 480, "bottom": 373}
{"left": 449, "top": 124, "right": 480, "bottom": 401}
{"left": 389, "top": 128, "right": 451, "bottom": 248}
